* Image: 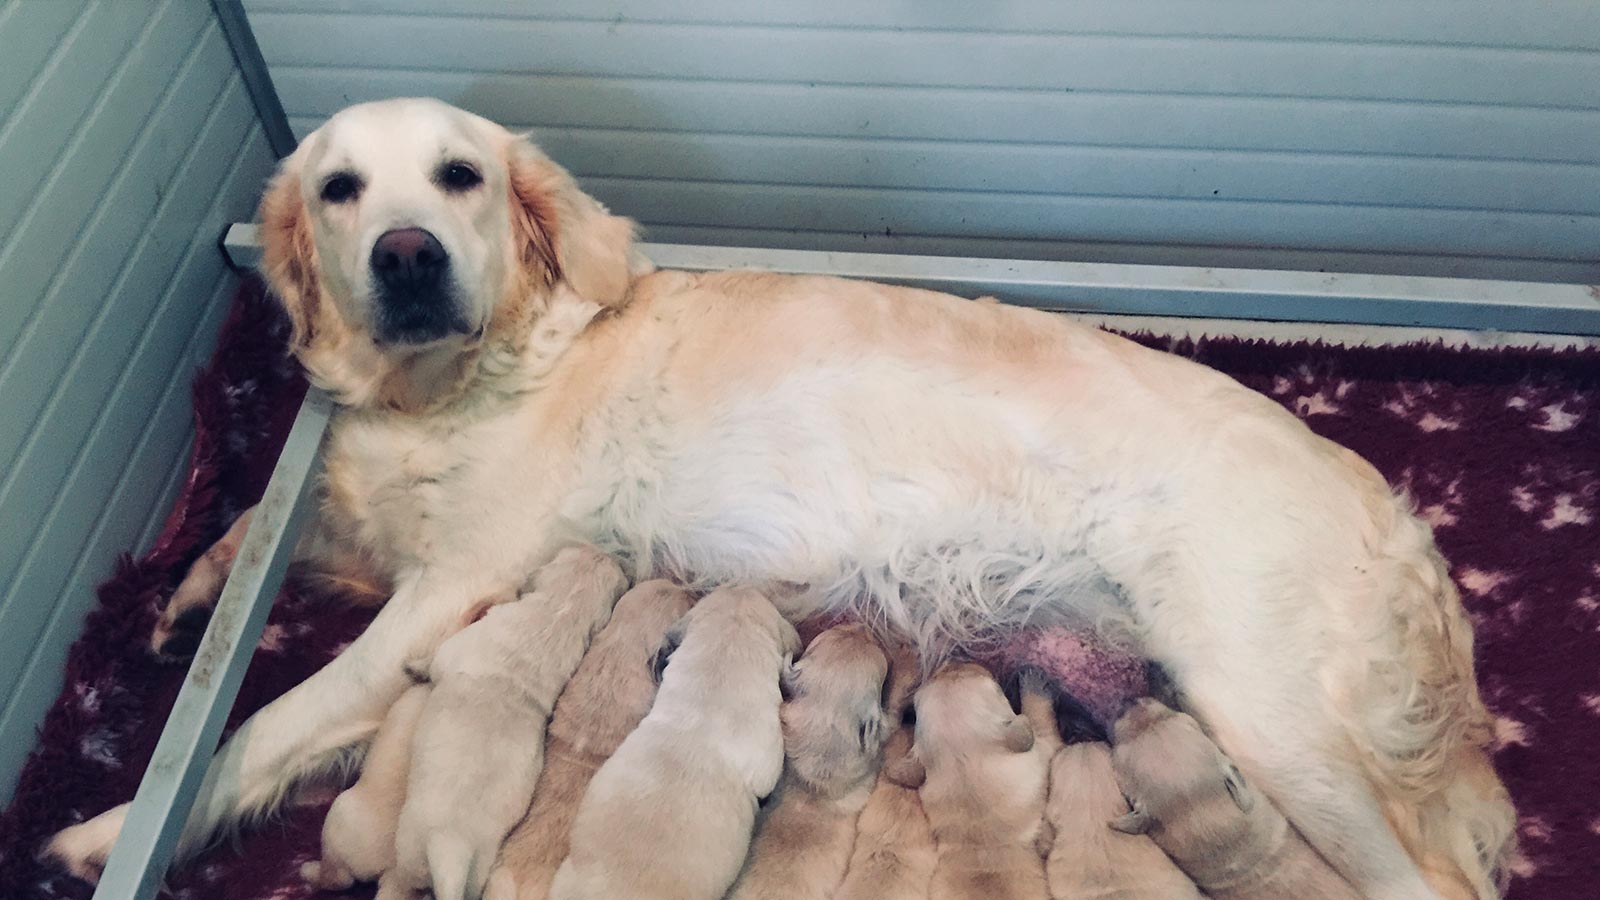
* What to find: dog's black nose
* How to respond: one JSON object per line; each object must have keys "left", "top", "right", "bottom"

{"left": 370, "top": 227, "right": 447, "bottom": 290}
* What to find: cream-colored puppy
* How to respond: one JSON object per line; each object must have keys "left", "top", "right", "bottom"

{"left": 381, "top": 547, "right": 628, "bottom": 900}
{"left": 301, "top": 683, "right": 430, "bottom": 889}
{"left": 549, "top": 585, "right": 800, "bottom": 900}
{"left": 1010, "top": 671, "right": 1201, "bottom": 900}
{"left": 1109, "top": 698, "right": 1363, "bottom": 900}
{"left": 835, "top": 642, "right": 935, "bottom": 900}
{"left": 727, "top": 623, "right": 891, "bottom": 900}
{"left": 484, "top": 580, "right": 695, "bottom": 900}
{"left": 898, "top": 663, "right": 1051, "bottom": 900}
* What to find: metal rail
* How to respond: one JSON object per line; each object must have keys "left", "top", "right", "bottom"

{"left": 222, "top": 224, "right": 1600, "bottom": 336}
{"left": 91, "top": 388, "right": 332, "bottom": 900}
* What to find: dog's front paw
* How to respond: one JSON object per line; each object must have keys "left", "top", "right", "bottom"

{"left": 39, "top": 808, "right": 126, "bottom": 885}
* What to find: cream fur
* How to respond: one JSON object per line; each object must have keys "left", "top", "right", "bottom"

{"left": 49, "top": 98, "right": 1513, "bottom": 900}
{"left": 910, "top": 663, "right": 1052, "bottom": 900}
{"left": 549, "top": 586, "right": 800, "bottom": 900}
{"left": 835, "top": 641, "right": 936, "bottom": 900}
{"left": 301, "top": 683, "right": 430, "bottom": 890}
{"left": 382, "top": 547, "right": 627, "bottom": 900}
{"left": 485, "top": 580, "right": 695, "bottom": 900}
{"left": 727, "top": 623, "right": 891, "bottom": 900}
{"left": 1109, "top": 698, "right": 1364, "bottom": 900}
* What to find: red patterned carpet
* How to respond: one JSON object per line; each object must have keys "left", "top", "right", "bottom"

{"left": 1, "top": 278, "right": 1596, "bottom": 899}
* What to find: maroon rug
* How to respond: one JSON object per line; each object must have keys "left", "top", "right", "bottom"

{"left": 1, "top": 278, "right": 1597, "bottom": 899}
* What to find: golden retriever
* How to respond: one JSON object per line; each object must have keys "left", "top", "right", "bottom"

{"left": 1109, "top": 698, "right": 1368, "bottom": 900}
{"left": 484, "top": 579, "right": 695, "bottom": 900}
{"left": 835, "top": 641, "right": 936, "bottom": 900}
{"left": 49, "top": 97, "right": 1512, "bottom": 900}
{"left": 382, "top": 546, "right": 628, "bottom": 900}
{"left": 726, "top": 623, "right": 891, "bottom": 900}
{"left": 549, "top": 585, "right": 800, "bottom": 900}
{"left": 301, "top": 683, "right": 430, "bottom": 890}
{"left": 897, "top": 663, "right": 1052, "bottom": 900}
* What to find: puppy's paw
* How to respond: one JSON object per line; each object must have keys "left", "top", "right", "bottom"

{"left": 301, "top": 858, "right": 355, "bottom": 891}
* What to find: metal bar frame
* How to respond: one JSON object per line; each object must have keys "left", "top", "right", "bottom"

{"left": 90, "top": 389, "right": 332, "bottom": 900}
{"left": 222, "top": 224, "right": 1600, "bottom": 336}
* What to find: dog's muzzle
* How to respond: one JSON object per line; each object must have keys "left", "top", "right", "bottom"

{"left": 370, "top": 227, "right": 469, "bottom": 344}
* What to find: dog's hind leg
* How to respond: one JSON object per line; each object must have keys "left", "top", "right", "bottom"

{"left": 1175, "top": 659, "right": 1448, "bottom": 900}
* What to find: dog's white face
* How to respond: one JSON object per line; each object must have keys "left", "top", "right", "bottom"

{"left": 258, "top": 97, "right": 636, "bottom": 409}
{"left": 293, "top": 98, "right": 511, "bottom": 347}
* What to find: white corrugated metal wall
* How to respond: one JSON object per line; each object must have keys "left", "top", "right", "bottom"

{"left": 244, "top": 0, "right": 1600, "bottom": 282}
{"left": 0, "top": 0, "right": 278, "bottom": 801}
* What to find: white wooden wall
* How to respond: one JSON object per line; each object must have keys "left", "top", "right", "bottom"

{"left": 0, "top": 0, "right": 278, "bottom": 801}
{"left": 245, "top": 0, "right": 1600, "bottom": 282}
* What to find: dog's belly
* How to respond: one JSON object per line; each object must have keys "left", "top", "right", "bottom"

{"left": 570, "top": 360, "right": 1163, "bottom": 634}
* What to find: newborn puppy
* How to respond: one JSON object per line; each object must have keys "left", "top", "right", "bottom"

{"left": 302, "top": 684, "right": 431, "bottom": 889}
{"left": 1109, "top": 698, "right": 1362, "bottom": 900}
{"left": 726, "top": 623, "right": 891, "bottom": 900}
{"left": 899, "top": 663, "right": 1052, "bottom": 900}
{"left": 835, "top": 642, "right": 936, "bottom": 900}
{"left": 484, "top": 580, "right": 695, "bottom": 900}
{"left": 549, "top": 585, "right": 801, "bottom": 900}
{"left": 382, "top": 546, "right": 629, "bottom": 900}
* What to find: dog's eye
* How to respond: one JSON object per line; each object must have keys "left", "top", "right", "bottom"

{"left": 439, "top": 161, "right": 483, "bottom": 193}
{"left": 320, "top": 172, "right": 361, "bottom": 204}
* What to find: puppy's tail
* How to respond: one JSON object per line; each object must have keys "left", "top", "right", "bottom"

{"left": 427, "top": 832, "right": 490, "bottom": 900}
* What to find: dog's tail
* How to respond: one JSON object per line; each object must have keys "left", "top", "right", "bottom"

{"left": 427, "top": 832, "right": 491, "bottom": 900}
{"left": 1346, "top": 506, "right": 1516, "bottom": 900}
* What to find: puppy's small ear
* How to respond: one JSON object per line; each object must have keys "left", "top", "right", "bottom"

{"left": 779, "top": 659, "right": 801, "bottom": 701}
{"left": 650, "top": 625, "right": 684, "bottom": 684}
{"left": 1003, "top": 714, "right": 1036, "bottom": 753}
{"left": 884, "top": 748, "right": 926, "bottom": 789}
{"left": 1222, "top": 762, "right": 1254, "bottom": 813}
{"left": 857, "top": 709, "right": 888, "bottom": 755}
{"left": 1109, "top": 800, "right": 1152, "bottom": 835}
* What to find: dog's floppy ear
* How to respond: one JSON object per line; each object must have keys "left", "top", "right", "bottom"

{"left": 258, "top": 161, "right": 320, "bottom": 356}
{"left": 1109, "top": 798, "right": 1153, "bottom": 835}
{"left": 883, "top": 746, "right": 926, "bottom": 788}
{"left": 1003, "top": 714, "right": 1036, "bottom": 753}
{"left": 505, "top": 134, "right": 637, "bottom": 307}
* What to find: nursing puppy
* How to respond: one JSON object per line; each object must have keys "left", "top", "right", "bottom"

{"left": 1007, "top": 670, "right": 1201, "bottom": 900}
{"left": 383, "top": 547, "right": 628, "bottom": 900}
{"left": 835, "top": 642, "right": 936, "bottom": 900}
{"left": 1109, "top": 698, "right": 1363, "bottom": 900}
{"left": 301, "top": 683, "right": 430, "bottom": 890}
{"left": 549, "top": 585, "right": 800, "bottom": 900}
{"left": 484, "top": 580, "right": 695, "bottom": 900}
{"left": 727, "top": 623, "right": 891, "bottom": 900}
{"left": 898, "top": 663, "right": 1051, "bottom": 900}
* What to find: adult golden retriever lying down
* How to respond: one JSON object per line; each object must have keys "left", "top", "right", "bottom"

{"left": 47, "top": 98, "right": 1512, "bottom": 900}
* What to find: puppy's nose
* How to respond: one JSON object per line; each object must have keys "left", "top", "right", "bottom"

{"left": 370, "top": 228, "right": 447, "bottom": 290}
